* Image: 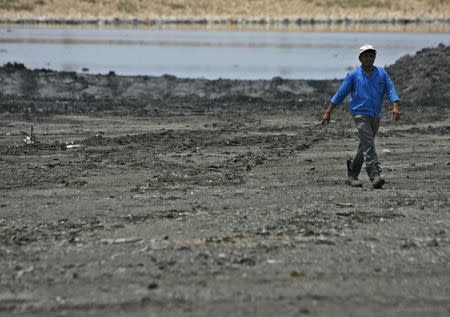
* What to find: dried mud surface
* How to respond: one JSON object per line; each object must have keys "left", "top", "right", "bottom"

{"left": 0, "top": 45, "right": 449, "bottom": 316}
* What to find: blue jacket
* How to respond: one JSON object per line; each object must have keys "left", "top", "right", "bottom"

{"left": 331, "top": 66, "right": 399, "bottom": 118}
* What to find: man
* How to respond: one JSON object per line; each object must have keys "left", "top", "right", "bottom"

{"left": 321, "top": 44, "right": 400, "bottom": 189}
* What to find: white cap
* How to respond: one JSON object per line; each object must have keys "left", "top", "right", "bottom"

{"left": 359, "top": 44, "right": 376, "bottom": 56}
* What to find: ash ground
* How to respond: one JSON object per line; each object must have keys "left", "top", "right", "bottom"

{"left": 0, "top": 46, "right": 449, "bottom": 316}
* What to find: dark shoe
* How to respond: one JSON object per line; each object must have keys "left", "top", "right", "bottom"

{"left": 345, "top": 177, "right": 363, "bottom": 187}
{"left": 372, "top": 175, "right": 385, "bottom": 189}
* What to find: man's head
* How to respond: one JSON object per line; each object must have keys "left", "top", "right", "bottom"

{"left": 359, "top": 44, "right": 376, "bottom": 67}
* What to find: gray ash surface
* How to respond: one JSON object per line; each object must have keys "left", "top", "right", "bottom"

{"left": 0, "top": 45, "right": 449, "bottom": 317}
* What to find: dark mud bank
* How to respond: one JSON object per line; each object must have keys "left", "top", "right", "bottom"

{"left": 0, "top": 44, "right": 448, "bottom": 114}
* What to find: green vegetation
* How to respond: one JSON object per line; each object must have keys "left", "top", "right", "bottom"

{"left": 0, "top": 0, "right": 33, "bottom": 11}
{"left": 308, "top": 0, "right": 388, "bottom": 8}
{"left": 167, "top": 3, "right": 186, "bottom": 10}
{"left": 117, "top": 0, "right": 138, "bottom": 14}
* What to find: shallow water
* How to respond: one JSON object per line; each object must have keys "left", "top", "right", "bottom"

{"left": 0, "top": 23, "right": 449, "bottom": 79}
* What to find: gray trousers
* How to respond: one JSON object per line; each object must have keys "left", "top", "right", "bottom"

{"left": 348, "top": 115, "right": 381, "bottom": 180}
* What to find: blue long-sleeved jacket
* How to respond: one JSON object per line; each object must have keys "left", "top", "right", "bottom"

{"left": 331, "top": 66, "right": 399, "bottom": 118}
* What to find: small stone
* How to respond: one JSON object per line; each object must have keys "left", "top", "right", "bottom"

{"left": 336, "top": 202, "right": 354, "bottom": 208}
{"left": 427, "top": 239, "right": 439, "bottom": 247}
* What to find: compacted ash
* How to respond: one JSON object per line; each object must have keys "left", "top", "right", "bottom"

{"left": 0, "top": 45, "right": 449, "bottom": 317}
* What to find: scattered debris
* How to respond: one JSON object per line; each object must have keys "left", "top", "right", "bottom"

{"left": 427, "top": 239, "right": 439, "bottom": 247}
{"left": 67, "top": 232, "right": 77, "bottom": 243}
{"left": 400, "top": 240, "right": 418, "bottom": 249}
{"left": 336, "top": 211, "right": 353, "bottom": 217}
{"left": 100, "top": 237, "right": 143, "bottom": 244}
{"left": 336, "top": 202, "right": 354, "bottom": 208}
{"left": 21, "top": 125, "right": 36, "bottom": 144}
{"left": 66, "top": 144, "right": 85, "bottom": 149}
{"left": 60, "top": 142, "right": 86, "bottom": 150}
{"left": 235, "top": 257, "right": 256, "bottom": 266}
{"left": 206, "top": 234, "right": 248, "bottom": 244}
{"left": 55, "top": 296, "right": 66, "bottom": 305}
{"left": 294, "top": 235, "right": 335, "bottom": 245}
{"left": 16, "top": 266, "right": 34, "bottom": 278}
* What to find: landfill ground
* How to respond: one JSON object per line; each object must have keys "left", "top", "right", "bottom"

{"left": 1, "top": 46, "right": 450, "bottom": 316}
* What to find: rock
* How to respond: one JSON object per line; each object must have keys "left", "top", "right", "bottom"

{"left": 427, "top": 239, "right": 439, "bottom": 247}
{"left": 336, "top": 202, "right": 354, "bottom": 208}
{"left": 100, "top": 237, "right": 143, "bottom": 244}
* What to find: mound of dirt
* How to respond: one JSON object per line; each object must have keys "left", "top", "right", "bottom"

{"left": 0, "top": 63, "right": 339, "bottom": 114}
{"left": 387, "top": 43, "right": 449, "bottom": 107}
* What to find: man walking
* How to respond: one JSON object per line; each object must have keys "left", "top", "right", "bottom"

{"left": 322, "top": 44, "right": 400, "bottom": 189}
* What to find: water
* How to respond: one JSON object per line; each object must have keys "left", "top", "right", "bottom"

{"left": 0, "top": 24, "right": 449, "bottom": 80}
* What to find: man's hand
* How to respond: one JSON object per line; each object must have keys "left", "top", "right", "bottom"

{"left": 391, "top": 102, "right": 400, "bottom": 120}
{"left": 322, "top": 104, "right": 335, "bottom": 125}
{"left": 322, "top": 111, "right": 331, "bottom": 125}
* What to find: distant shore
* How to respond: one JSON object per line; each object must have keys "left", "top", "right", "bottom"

{"left": 1, "top": 17, "right": 449, "bottom": 27}
{"left": 0, "top": 0, "right": 448, "bottom": 27}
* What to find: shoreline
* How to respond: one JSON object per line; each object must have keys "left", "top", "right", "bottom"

{"left": 1, "top": 44, "right": 448, "bottom": 111}
{"left": 1, "top": 17, "right": 449, "bottom": 26}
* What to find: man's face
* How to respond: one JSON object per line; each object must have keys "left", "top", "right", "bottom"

{"left": 359, "top": 50, "right": 376, "bottom": 67}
